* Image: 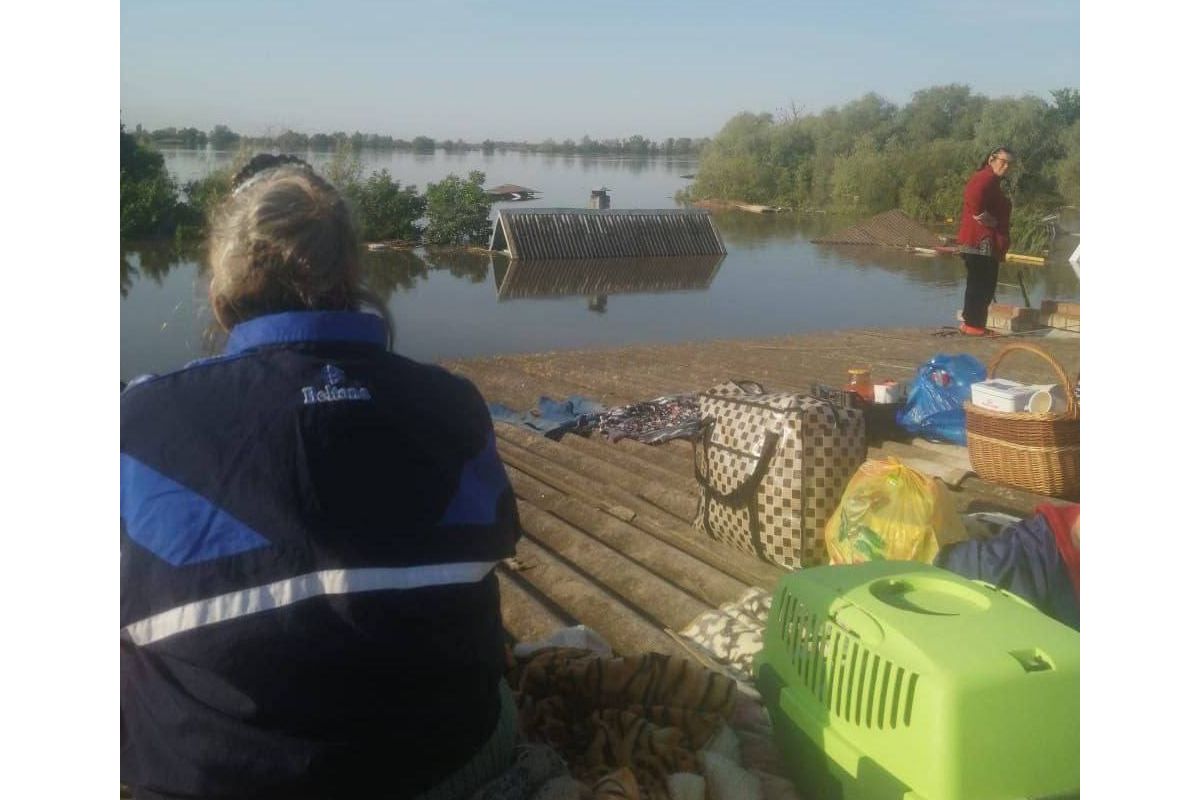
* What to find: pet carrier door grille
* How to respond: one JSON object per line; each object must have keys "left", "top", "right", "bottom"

{"left": 778, "top": 587, "right": 918, "bottom": 729}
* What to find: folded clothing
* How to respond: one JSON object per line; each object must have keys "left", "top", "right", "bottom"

{"left": 489, "top": 396, "right": 606, "bottom": 440}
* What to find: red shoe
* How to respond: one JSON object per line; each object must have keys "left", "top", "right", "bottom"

{"left": 959, "top": 323, "right": 992, "bottom": 336}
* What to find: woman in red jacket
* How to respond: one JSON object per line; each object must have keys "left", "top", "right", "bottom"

{"left": 956, "top": 146, "right": 1015, "bottom": 335}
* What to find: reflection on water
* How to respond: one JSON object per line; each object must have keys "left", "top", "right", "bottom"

{"left": 121, "top": 150, "right": 1078, "bottom": 379}
{"left": 494, "top": 255, "right": 724, "bottom": 300}
{"left": 121, "top": 240, "right": 198, "bottom": 297}
{"left": 422, "top": 248, "right": 491, "bottom": 283}
{"left": 360, "top": 249, "right": 429, "bottom": 296}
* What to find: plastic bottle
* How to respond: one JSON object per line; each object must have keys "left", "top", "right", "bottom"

{"left": 846, "top": 368, "right": 873, "bottom": 402}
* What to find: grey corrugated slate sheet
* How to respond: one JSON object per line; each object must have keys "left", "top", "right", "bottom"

{"left": 811, "top": 208, "right": 942, "bottom": 248}
{"left": 492, "top": 208, "right": 726, "bottom": 260}
{"left": 494, "top": 255, "right": 724, "bottom": 299}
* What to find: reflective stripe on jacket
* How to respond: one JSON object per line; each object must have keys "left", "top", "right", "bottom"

{"left": 120, "top": 310, "right": 520, "bottom": 799}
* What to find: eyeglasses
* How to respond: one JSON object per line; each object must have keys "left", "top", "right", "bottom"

{"left": 992, "top": 156, "right": 1014, "bottom": 166}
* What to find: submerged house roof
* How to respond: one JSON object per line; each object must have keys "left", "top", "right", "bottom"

{"left": 491, "top": 208, "right": 727, "bottom": 260}
{"left": 487, "top": 184, "right": 541, "bottom": 197}
{"left": 810, "top": 208, "right": 941, "bottom": 248}
{"left": 494, "top": 255, "right": 724, "bottom": 299}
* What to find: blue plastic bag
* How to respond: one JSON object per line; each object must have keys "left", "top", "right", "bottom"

{"left": 896, "top": 354, "right": 986, "bottom": 445}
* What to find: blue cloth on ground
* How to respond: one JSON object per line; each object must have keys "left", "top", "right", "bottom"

{"left": 936, "top": 512, "right": 1079, "bottom": 630}
{"left": 488, "top": 396, "right": 606, "bottom": 440}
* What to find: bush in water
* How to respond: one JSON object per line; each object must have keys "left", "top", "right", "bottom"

{"left": 345, "top": 170, "right": 426, "bottom": 243}
{"left": 121, "top": 126, "right": 185, "bottom": 238}
{"left": 423, "top": 171, "right": 492, "bottom": 246}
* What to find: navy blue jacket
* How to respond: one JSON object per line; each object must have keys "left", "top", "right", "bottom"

{"left": 120, "top": 311, "right": 520, "bottom": 799}
{"left": 936, "top": 512, "right": 1079, "bottom": 630}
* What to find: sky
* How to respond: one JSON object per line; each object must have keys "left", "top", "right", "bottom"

{"left": 120, "top": 0, "right": 1079, "bottom": 142}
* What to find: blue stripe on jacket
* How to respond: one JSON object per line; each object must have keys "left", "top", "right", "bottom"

{"left": 120, "top": 453, "right": 270, "bottom": 566}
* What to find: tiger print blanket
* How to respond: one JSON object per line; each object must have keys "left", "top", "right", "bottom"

{"left": 509, "top": 647, "right": 737, "bottom": 799}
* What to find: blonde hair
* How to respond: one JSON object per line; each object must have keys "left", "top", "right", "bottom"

{"left": 208, "top": 164, "right": 360, "bottom": 326}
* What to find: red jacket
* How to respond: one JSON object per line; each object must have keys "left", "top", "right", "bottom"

{"left": 1036, "top": 502, "right": 1080, "bottom": 599}
{"left": 957, "top": 166, "right": 1012, "bottom": 259}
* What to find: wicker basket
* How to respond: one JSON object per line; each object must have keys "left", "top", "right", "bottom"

{"left": 965, "top": 343, "right": 1079, "bottom": 499}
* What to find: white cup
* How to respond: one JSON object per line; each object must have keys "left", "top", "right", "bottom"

{"left": 874, "top": 383, "right": 901, "bottom": 403}
{"left": 1026, "top": 384, "right": 1067, "bottom": 414}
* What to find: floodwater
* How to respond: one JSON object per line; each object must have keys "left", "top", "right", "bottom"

{"left": 120, "top": 149, "right": 1080, "bottom": 381}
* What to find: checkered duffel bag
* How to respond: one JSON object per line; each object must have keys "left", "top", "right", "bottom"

{"left": 693, "top": 380, "right": 866, "bottom": 569}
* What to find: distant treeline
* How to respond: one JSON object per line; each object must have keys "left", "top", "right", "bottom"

{"left": 121, "top": 127, "right": 493, "bottom": 247}
{"left": 683, "top": 85, "right": 1080, "bottom": 253}
{"left": 128, "top": 124, "right": 709, "bottom": 157}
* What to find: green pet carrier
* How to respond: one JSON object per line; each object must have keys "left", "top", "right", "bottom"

{"left": 755, "top": 561, "right": 1079, "bottom": 800}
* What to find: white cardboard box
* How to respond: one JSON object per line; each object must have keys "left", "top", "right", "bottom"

{"left": 971, "top": 379, "right": 1035, "bottom": 413}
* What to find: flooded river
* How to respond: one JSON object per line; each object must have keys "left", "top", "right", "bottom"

{"left": 121, "top": 149, "right": 1079, "bottom": 381}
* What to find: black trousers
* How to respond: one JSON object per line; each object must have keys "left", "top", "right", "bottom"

{"left": 961, "top": 254, "right": 999, "bottom": 328}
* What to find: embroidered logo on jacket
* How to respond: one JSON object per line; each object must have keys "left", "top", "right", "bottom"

{"left": 301, "top": 364, "right": 373, "bottom": 405}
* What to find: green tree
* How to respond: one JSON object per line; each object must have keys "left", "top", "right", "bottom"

{"left": 177, "top": 168, "right": 235, "bottom": 237}
{"left": 1053, "top": 119, "right": 1080, "bottom": 206}
{"left": 972, "top": 95, "right": 1060, "bottom": 200}
{"left": 324, "top": 140, "right": 364, "bottom": 192}
{"left": 424, "top": 171, "right": 492, "bottom": 246}
{"left": 899, "top": 84, "right": 982, "bottom": 143}
{"left": 352, "top": 170, "right": 426, "bottom": 242}
{"left": 690, "top": 113, "right": 781, "bottom": 203}
{"left": 412, "top": 135, "right": 436, "bottom": 154}
{"left": 830, "top": 136, "right": 899, "bottom": 212}
{"left": 1049, "top": 88, "right": 1080, "bottom": 127}
{"left": 624, "top": 135, "right": 650, "bottom": 156}
{"left": 277, "top": 129, "right": 309, "bottom": 151}
{"left": 209, "top": 124, "right": 240, "bottom": 149}
{"left": 688, "top": 85, "right": 1079, "bottom": 229}
{"left": 121, "top": 125, "right": 184, "bottom": 238}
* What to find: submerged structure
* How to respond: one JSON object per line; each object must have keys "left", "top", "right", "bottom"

{"left": 811, "top": 208, "right": 941, "bottom": 249}
{"left": 493, "top": 255, "right": 724, "bottom": 300}
{"left": 490, "top": 208, "right": 727, "bottom": 260}
{"left": 486, "top": 184, "right": 542, "bottom": 201}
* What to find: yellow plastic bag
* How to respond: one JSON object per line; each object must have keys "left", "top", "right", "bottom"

{"left": 825, "top": 458, "right": 966, "bottom": 565}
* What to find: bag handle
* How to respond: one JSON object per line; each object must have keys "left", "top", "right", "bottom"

{"left": 987, "top": 342, "right": 1078, "bottom": 418}
{"left": 732, "top": 379, "right": 767, "bottom": 395}
{"left": 694, "top": 422, "right": 780, "bottom": 503}
{"left": 694, "top": 422, "right": 778, "bottom": 560}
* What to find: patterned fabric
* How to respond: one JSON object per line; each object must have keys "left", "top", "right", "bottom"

{"left": 594, "top": 394, "right": 701, "bottom": 445}
{"left": 693, "top": 381, "right": 867, "bottom": 569}
{"left": 512, "top": 648, "right": 737, "bottom": 799}
{"left": 679, "top": 588, "right": 773, "bottom": 684}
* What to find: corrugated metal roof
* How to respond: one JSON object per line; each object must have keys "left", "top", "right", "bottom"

{"left": 811, "top": 209, "right": 941, "bottom": 248}
{"left": 494, "top": 255, "right": 724, "bottom": 299}
{"left": 491, "top": 208, "right": 726, "bottom": 260}
{"left": 487, "top": 184, "right": 540, "bottom": 196}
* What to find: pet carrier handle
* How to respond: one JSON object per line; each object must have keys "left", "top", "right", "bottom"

{"left": 987, "top": 343, "right": 1078, "bottom": 418}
